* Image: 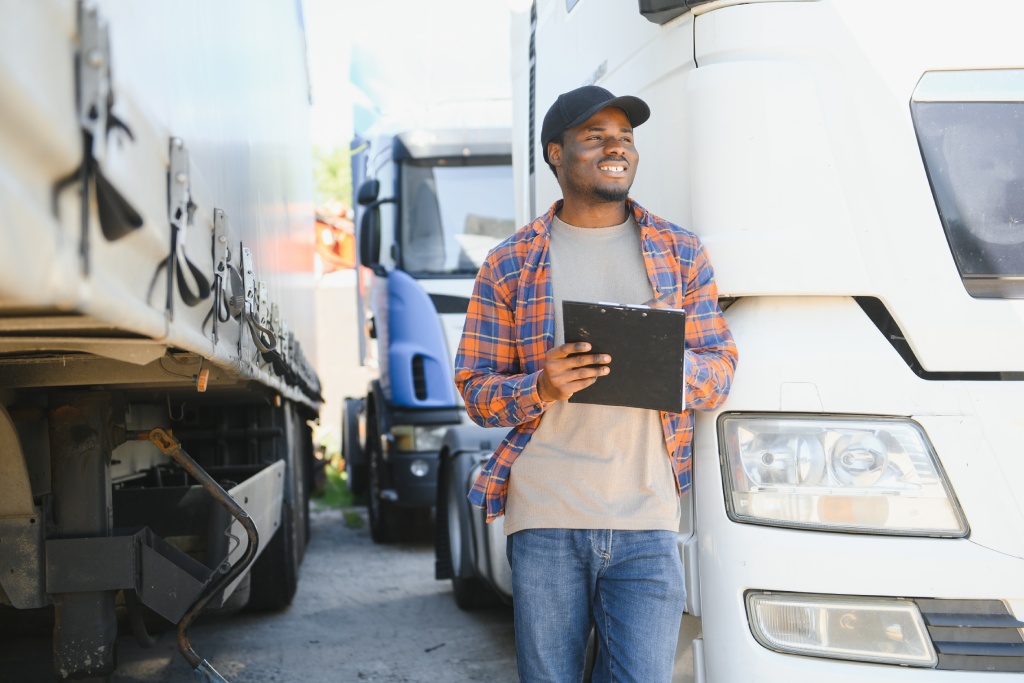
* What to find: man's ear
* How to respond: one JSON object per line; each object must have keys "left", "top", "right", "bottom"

{"left": 547, "top": 142, "right": 562, "bottom": 168}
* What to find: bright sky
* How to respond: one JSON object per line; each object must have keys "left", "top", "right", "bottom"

{"left": 303, "top": 0, "right": 513, "bottom": 147}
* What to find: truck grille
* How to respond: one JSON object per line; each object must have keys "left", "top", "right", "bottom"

{"left": 914, "top": 599, "right": 1024, "bottom": 673}
{"left": 412, "top": 355, "right": 428, "bottom": 400}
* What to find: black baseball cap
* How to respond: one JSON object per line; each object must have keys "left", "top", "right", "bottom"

{"left": 540, "top": 85, "right": 651, "bottom": 164}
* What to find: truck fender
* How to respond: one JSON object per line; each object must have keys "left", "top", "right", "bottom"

{"left": 385, "top": 269, "right": 457, "bottom": 408}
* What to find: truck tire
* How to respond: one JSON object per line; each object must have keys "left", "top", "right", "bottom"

{"left": 293, "top": 406, "right": 312, "bottom": 559}
{"left": 248, "top": 404, "right": 307, "bottom": 610}
{"left": 367, "top": 419, "right": 401, "bottom": 543}
{"left": 444, "top": 451, "right": 500, "bottom": 610}
{"left": 247, "top": 498, "right": 299, "bottom": 610}
{"left": 342, "top": 397, "right": 367, "bottom": 495}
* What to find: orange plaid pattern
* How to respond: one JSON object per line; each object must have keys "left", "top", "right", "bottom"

{"left": 456, "top": 199, "right": 738, "bottom": 522}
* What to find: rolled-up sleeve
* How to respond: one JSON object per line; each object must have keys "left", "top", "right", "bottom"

{"left": 455, "top": 256, "right": 551, "bottom": 428}
{"left": 682, "top": 241, "right": 738, "bottom": 411}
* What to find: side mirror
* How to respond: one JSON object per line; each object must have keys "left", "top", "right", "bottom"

{"left": 356, "top": 179, "right": 380, "bottom": 206}
{"left": 358, "top": 208, "right": 381, "bottom": 268}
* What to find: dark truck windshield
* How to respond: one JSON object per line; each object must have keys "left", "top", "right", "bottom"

{"left": 399, "top": 161, "right": 516, "bottom": 277}
{"left": 912, "top": 70, "right": 1024, "bottom": 298}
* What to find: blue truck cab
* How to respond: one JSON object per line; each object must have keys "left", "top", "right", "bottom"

{"left": 344, "top": 124, "right": 516, "bottom": 542}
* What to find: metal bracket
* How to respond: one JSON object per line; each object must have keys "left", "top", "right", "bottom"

{"left": 213, "top": 209, "right": 230, "bottom": 275}
{"left": 0, "top": 511, "right": 46, "bottom": 609}
{"left": 241, "top": 246, "right": 257, "bottom": 351}
{"left": 160, "top": 137, "right": 210, "bottom": 313}
{"left": 270, "top": 302, "right": 281, "bottom": 338}
{"left": 240, "top": 246, "right": 256, "bottom": 313}
{"left": 235, "top": 247, "right": 277, "bottom": 360}
{"left": 257, "top": 281, "right": 270, "bottom": 328}
{"left": 211, "top": 209, "right": 236, "bottom": 343}
{"left": 77, "top": 2, "right": 111, "bottom": 146}
{"left": 168, "top": 138, "right": 190, "bottom": 230}
{"left": 164, "top": 137, "right": 192, "bottom": 319}
{"left": 238, "top": 246, "right": 255, "bottom": 359}
{"left": 268, "top": 302, "right": 284, "bottom": 372}
{"left": 278, "top": 318, "right": 291, "bottom": 364}
{"left": 45, "top": 527, "right": 211, "bottom": 623}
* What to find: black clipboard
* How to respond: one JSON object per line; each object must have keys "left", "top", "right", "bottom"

{"left": 562, "top": 300, "right": 686, "bottom": 412}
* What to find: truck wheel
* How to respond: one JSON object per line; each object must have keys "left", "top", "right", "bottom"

{"left": 367, "top": 422, "right": 401, "bottom": 543}
{"left": 292, "top": 406, "right": 312, "bottom": 559}
{"left": 248, "top": 405, "right": 306, "bottom": 610}
{"left": 347, "top": 462, "right": 368, "bottom": 496}
{"left": 342, "top": 397, "right": 367, "bottom": 495}
{"left": 451, "top": 575, "right": 498, "bottom": 611}
{"left": 247, "top": 497, "right": 299, "bottom": 610}
{"left": 445, "top": 451, "right": 500, "bottom": 610}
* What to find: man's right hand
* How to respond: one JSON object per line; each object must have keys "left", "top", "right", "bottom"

{"left": 537, "top": 342, "right": 611, "bottom": 402}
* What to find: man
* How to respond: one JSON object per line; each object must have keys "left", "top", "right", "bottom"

{"left": 455, "top": 85, "right": 738, "bottom": 682}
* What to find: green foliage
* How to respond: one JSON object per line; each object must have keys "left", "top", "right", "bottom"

{"left": 312, "top": 145, "right": 352, "bottom": 207}
{"left": 343, "top": 510, "right": 365, "bottom": 529}
{"left": 314, "top": 462, "right": 354, "bottom": 510}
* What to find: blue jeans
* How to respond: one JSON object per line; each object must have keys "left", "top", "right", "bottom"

{"left": 506, "top": 528, "right": 686, "bottom": 683}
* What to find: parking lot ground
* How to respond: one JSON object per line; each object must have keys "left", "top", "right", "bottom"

{"left": 0, "top": 506, "right": 517, "bottom": 683}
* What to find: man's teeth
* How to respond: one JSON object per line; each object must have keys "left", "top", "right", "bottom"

{"left": 600, "top": 165, "right": 625, "bottom": 172}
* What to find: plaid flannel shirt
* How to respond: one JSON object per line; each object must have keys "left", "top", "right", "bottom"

{"left": 455, "top": 199, "right": 738, "bottom": 522}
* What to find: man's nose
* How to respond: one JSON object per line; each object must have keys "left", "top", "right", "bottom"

{"left": 603, "top": 138, "right": 627, "bottom": 155}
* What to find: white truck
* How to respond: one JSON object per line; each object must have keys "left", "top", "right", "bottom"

{"left": 0, "top": 1, "right": 320, "bottom": 680}
{"left": 438, "top": 0, "right": 1024, "bottom": 679}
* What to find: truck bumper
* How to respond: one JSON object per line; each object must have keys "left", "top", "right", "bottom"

{"left": 386, "top": 450, "right": 438, "bottom": 508}
{"left": 697, "top": 637, "right": 1024, "bottom": 682}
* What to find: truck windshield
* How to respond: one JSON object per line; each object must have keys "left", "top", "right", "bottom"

{"left": 399, "top": 161, "right": 516, "bottom": 277}
{"left": 912, "top": 97, "right": 1024, "bottom": 298}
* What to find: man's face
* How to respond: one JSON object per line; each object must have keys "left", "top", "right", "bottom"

{"left": 549, "top": 106, "right": 639, "bottom": 204}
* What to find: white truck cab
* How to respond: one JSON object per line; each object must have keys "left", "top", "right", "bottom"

{"left": 440, "top": 0, "right": 1024, "bottom": 679}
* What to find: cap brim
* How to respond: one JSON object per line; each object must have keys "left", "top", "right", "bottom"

{"left": 565, "top": 95, "right": 650, "bottom": 132}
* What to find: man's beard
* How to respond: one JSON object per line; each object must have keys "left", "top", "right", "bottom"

{"left": 589, "top": 184, "right": 630, "bottom": 203}
{"left": 564, "top": 165, "right": 632, "bottom": 204}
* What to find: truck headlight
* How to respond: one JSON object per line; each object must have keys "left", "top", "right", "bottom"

{"left": 389, "top": 425, "right": 447, "bottom": 452}
{"left": 719, "top": 415, "right": 967, "bottom": 535}
{"left": 747, "top": 592, "right": 937, "bottom": 667}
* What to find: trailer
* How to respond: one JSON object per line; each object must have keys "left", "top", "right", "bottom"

{"left": 438, "top": 0, "right": 1024, "bottom": 679}
{"left": 343, "top": 111, "right": 517, "bottom": 543}
{"left": 0, "top": 1, "right": 321, "bottom": 679}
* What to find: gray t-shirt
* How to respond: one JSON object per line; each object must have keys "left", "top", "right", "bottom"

{"left": 503, "top": 213, "right": 681, "bottom": 534}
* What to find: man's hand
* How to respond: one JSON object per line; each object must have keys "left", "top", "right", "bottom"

{"left": 537, "top": 342, "right": 611, "bottom": 402}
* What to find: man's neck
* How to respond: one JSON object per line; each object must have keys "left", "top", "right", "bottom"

{"left": 556, "top": 197, "right": 629, "bottom": 228}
